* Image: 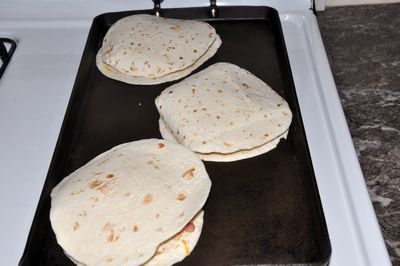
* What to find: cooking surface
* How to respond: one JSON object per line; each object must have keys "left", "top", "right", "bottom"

{"left": 318, "top": 4, "right": 400, "bottom": 264}
{"left": 21, "top": 8, "right": 330, "bottom": 265}
{"left": 0, "top": 1, "right": 392, "bottom": 265}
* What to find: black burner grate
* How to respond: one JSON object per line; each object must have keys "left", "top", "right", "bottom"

{"left": 0, "top": 38, "right": 17, "bottom": 79}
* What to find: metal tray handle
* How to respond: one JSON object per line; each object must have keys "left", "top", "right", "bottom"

{"left": 152, "top": 0, "right": 219, "bottom": 18}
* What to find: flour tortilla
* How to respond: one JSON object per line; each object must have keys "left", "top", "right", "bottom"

{"left": 50, "top": 139, "right": 211, "bottom": 266}
{"left": 159, "top": 118, "right": 288, "bottom": 162}
{"left": 96, "top": 14, "right": 221, "bottom": 85}
{"left": 66, "top": 210, "right": 204, "bottom": 266}
{"left": 96, "top": 36, "right": 221, "bottom": 85}
{"left": 144, "top": 210, "right": 204, "bottom": 266}
{"left": 155, "top": 62, "right": 292, "bottom": 160}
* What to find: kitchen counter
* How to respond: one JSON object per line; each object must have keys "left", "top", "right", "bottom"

{"left": 317, "top": 4, "right": 400, "bottom": 264}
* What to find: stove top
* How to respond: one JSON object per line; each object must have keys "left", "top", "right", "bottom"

{"left": 0, "top": 1, "right": 391, "bottom": 265}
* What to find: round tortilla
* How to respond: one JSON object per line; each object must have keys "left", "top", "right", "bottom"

{"left": 155, "top": 62, "right": 292, "bottom": 160}
{"left": 50, "top": 139, "right": 211, "bottom": 266}
{"left": 159, "top": 118, "right": 288, "bottom": 162}
{"left": 96, "top": 35, "right": 221, "bottom": 85}
{"left": 96, "top": 14, "right": 221, "bottom": 84}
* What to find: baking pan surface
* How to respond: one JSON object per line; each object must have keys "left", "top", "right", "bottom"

{"left": 20, "top": 6, "right": 331, "bottom": 265}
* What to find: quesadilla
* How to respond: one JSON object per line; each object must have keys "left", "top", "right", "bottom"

{"left": 155, "top": 62, "right": 292, "bottom": 161}
{"left": 96, "top": 14, "right": 221, "bottom": 85}
{"left": 50, "top": 139, "right": 211, "bottom": 265}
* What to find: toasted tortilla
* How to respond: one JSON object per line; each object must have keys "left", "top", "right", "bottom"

{"left": 96, "top": 36, "right": 221, "bottom": 85}
{"left": 65, "top": 210, "right": 205, "bottom": 266}
{"left": 159, "top": 118, "right": 288, "bottom": 162}
{"left": 144, "top": 210, "right": 204, "bottom": 266}
{"left": 96, "top": 14, "right": 221, "bottom": 84}
{"left": 50, "top": 139, "right": 211, "bottom": 266}
{"left": 155, "top": 62, "right": 292, "bottom": 161}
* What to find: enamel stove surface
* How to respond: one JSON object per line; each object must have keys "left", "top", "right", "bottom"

{"left": 0, "top": 1, "right": 391, "bottom": 265}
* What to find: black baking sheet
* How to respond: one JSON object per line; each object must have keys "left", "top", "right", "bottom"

{"left": 20, "top": 6, "right": 331, "bottom": 265}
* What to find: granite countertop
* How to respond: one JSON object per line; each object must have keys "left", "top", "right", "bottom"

{"left": 317, "top": 4, "right": 400, "bottom": 265}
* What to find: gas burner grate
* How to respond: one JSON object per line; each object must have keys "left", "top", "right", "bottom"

{"left": 0, "top": 38, "right": 17, "bottom": 79}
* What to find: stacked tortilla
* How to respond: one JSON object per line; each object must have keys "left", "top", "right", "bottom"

{"left": 156, "top": 62, "right": 292, "bottom": 162}
{"left": 50, "top": 139, "right": 211, "bottom": 266}
{"left": 96, "top": 14, "right": 221, "bottom": 85}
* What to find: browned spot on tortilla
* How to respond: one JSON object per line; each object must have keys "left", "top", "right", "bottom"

{"left": 106, "top": 174, "right": 114, "bottom": 179}
{"left": 202, "top": 141, "right": 207, "bottom": 144}
{"left": 208, "top": 32, "right": 213, "bottom": 38}
{"left": 192, "top": 88, "right": 196, "bottom": 94}
{"left": 223, "top": 142, "right": 233, "bottom": 147}
{"left": 73, "top": 222, "right": 80, "bottom": 230}
{"left": 70, "top": 192, "right": 75, "bottom": 196}
{"left": 193, "top": 109, "right": 197, "bottom": 113}
{"left": 278, "top": 124, "right": 282, "bottom": 127}
{"left": 90, "top": 179, "right": 114, "bottom": 194}
{"left": 155, "top": 251, "right": 162, "bottom": 255}
{"left": 264, "top": 133, "right": 269, "bottom": 137}
{"left": 216, "top": 115, "right": 220, "bottom": 119}
{"left": 193, "top": 49, "right": 197, "bottom": 53}
{"left": 89, "top": 180, "right": 103, "bottom": 189}
{"left": 158, "top": 143, "right": 165, "bottom": 149}
{"left": 180, "top": 212, "right": 185, "bottom": 217}
{"left": 182, "top": 167, "right": 195, "bottom": 179}
{"left": 130, "top": 66, "right": 138, "bottom": 72}
{"left": 107, "top": 229, "right": 115, "bottom": 242}
{"left": 156, "top": 214, "right": 160, "bottom": 219}
{"left": 79, "top": 211, "right": 87, "bottom": 217}
{"left": 94, "top": 172, "right": 103, "bottom": 176}
{"left": 168, "top": 90, "right": 174, "bottom": 94}
{"left": 103, "top": 222, "right": 112, "bottom": 231}
{"left": 202, "top": 107, "right": 208, "bottom": 111}
{"left": 230, "top": 122, "right": 234, "bottom": 125}
{"left": 106, "top": 257, "right": 113, "bottom": 263}
{"left": 283, "top": 112, "right": 288, "bottom": 116}
{"left": 143, "top": 193, "right": 153, "bottom": 204}
{"left": 105, "top": 47, "right": 113, "bottom": 54}
{"left": 133, "top": 225, "right": 139, "bottom": 232}
{"left": 217, "top": 89, "right": 223, "bottom": 93}
{"left": 124, "top": 192, "right": 131, "bottom": 197}
{"left": 97, "top": 160, "right": 108, "bottom": 166}
{"left": 176, "top": 193, "right": 186, "bottom": 201}
{"left": 242, "top": 83, "right": 250, "bottom": 88}
{"left": 277, "top": 103, "right": 282, "bottom": 107}
{"left": 170, "top": 25, "right": 181, "bottom": 32}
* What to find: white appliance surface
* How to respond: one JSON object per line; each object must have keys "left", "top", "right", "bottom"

{"left": 0, "top": 1, "right": 391, "bottom": 265}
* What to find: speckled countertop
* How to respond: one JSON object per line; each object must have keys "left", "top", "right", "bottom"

{"left": 317, "top": 4, "right": 400, "bottom": 265}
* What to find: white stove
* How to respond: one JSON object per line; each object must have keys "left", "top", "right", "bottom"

{"left": 0, "top": 0, "right": 391, "bottom": 265}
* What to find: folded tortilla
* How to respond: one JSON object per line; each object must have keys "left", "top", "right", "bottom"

{"left": 96, "top": 14, "right": 221, "bottom": 84}
{"left": 96, "top": 36, "right": 221, "bottom": 85}
{"left": 50, "top": 139, "right": 211, "bottom": 266}
{"left": 159, "top": 118, "right": 288, "bottom": 162}
{"left": 155, "top": 62, "right": 292, "bottom": 161}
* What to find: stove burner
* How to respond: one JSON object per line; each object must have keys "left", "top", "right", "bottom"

{"left": 0, "top": 38, "right": 16, "bottom": 79}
